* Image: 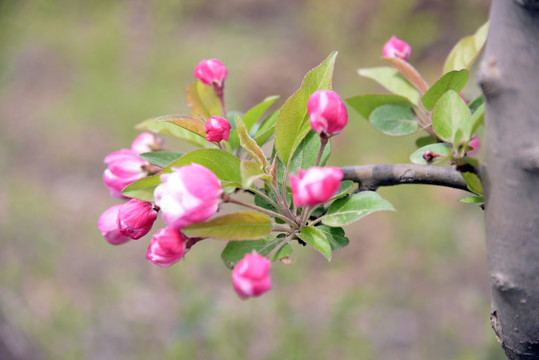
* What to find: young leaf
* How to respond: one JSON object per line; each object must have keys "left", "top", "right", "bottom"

{"left": 243, "top": 95, "right": 280, "bottom": 131}
{"left": 422, "top": 70, "right": 469, "bottom": 111}
{"left": 459, "top": 195, "right": 484, "bottom": 204}
{"left": 461, "top": 172, "right": 483, "bottom": 195}
{"left": 183, "top": 211, "right": 272, "bottom": 240}
{"left": 221, "top": 236, "right": 293, "bottom": 269}
{"left": 275, "top": 51, "right": 337, "bottom": 166}
{"left": 297, "top": 226, "right": 332, "bottom": 261}
{"left": 443, "top": 22, "right": 489, "bottom": 74}
{"left": 158, "top": 115, "right": 207, "bottom": 138}
{"left": 468, "top": 95, "right": 484, "bottom": 113}
{"left": 138, "top": 151, "right": 183, "bottom": 168}
{"left": 121, "top": 174, "right": 161, "bottom": 202}
{"left": 432, "top": 90, "right": 472, "bottom": 143}
{"left": 241, "top": 160, "right": 270, "bottom": 188}
{"left": 331, "top": 180, "right": 354, "bottom": 201}
{"left": 136, "top": 118, "right": 209, "bottom": 148}
{"left": 316, "top": 225, "right": 350, "bottom": 251}
{"left": 471, "top": 103, "right": 485, "bottom": 134}
{"left": 346, "top": 94, "right": 413, "bottom": 120}
{"left": 322, "top": 191, "right": 395, "bottom": 227}
{"left": 357, "top": 67, "right": 420, "bottom": 105}
{"left": 383, "top": 57, "right": 429, "bottom": 94}
{"left": 235, "top": 115, "right": 269, "bottom": 172}
{"left": 368, "top": 104, "right": 418, "bottom": 136}
{"left": 415, "top": 135, "right": 437, "bottom": 148}
{"left": 186, "top": 80, "right": 224, "bottom": 120}
{"left": 410, "top": 143, "right": 451, "bottom": 165}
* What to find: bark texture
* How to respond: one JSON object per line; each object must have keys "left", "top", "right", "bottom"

{"left": 480, "top": 1, "right": 539, "bottom": 358}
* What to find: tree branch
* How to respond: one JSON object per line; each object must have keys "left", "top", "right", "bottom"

{"left": 341, "top": 164, "right": 469, "bottom": 192}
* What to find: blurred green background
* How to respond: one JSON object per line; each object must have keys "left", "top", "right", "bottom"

{"left": 0, "top": 0, "right": 505, "bottom": 359}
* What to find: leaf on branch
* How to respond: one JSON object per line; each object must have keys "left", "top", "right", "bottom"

{"left": 317, "top": 225, "right": 350, "bottom": 251}
{"left": 357, "top": 67, "right": 420, "bottom": 105}
{"left": 156, "top": 115, "right": 207, "bottom": 138}
{"left": 236, "top": 115, "right": 269, "bottom": 172}
{"left": 121, "top": 174, "right": 161, "bottom": 202}
{"left": 383, "top": 57, "right": 429, "bottom": 95}
{"left": 410, "top": 143, "right": 451, "bottom": 165}
{"left": 297, "top": 226, "right": 332, "bottom": 261}
{"left": 443, "top": 22, "right": 489, "bottom": 74}
{"left": 422, "top": 70, "right": 469, "bottom": 111}
{"left": 275, "top": 51, "right": 337, "bottom": 166}
{"left": 221, "top": 235, "right": 293, "bottom": 269}
{"left": 432, "top": 90, "right": 472, "bottom": 143}
{"left": 321, "top": 191, "right": 395, "bottom": 227}
{"left": 242, "top": 95, "right": 280, "bottom": 132}
{"left": 254, "top": 110, "right": 279, "bottom": 146}
{"left": 135, "top": 118, "right": 210, "bottom": 148}
{"left": 186, "top": 80, "right": 224, "bottom": 120}
{"left": 183, "top": 211, "right": 272, "bottom": 240}
{"left": 138, "top": 151, "right": 183, "bottom": 168}
{"left": 346, "top": 94, "right": 413, "bottom": 121}
{"left": 461, "top": 172, "right": 483, "bottom": 195}
{"left": 458, "top": 195, "right": 484, "bottom": 204}
{"left": 368, "top": 104, "right": 418, "bottom": 136}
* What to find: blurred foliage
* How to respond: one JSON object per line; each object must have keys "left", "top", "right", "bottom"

{"left": 0, "top": 0, "right": 505, "bottom": 359}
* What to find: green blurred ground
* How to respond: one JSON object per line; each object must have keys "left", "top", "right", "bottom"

{"left": 0, "top": 1, "right": 505, "bottom": 359}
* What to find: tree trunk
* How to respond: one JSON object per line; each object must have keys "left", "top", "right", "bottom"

{"left": 480, "top": 1, "right": 539, "bottom": 358}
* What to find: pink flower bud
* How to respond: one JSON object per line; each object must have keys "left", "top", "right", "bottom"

{"left": 205, "top": 116, "right": 231, "bottom": 142}
{"left": 193, "top": 59, "right": 228, "bottom": 88}
{"left": 154, "top": 163, "right": 222, "bottom": 229}
{"left": 117, "top": 199, "right": 158, "bottom": 239}
{"left": 146, "top": 227, "right": 187, "bottom": 267}
{"left": 467, "top": 135, "right": 481, "bottom": 156}
{"left": 232, "top": 253, "right": 272, "bottom": 299}
{"left": 289, "top": 166, "right": 343, "bottom": 207}
{"left": 382, "top": 36, "right": 412, "bottom": 61}
{"left": 97, "top": 204, "right": 131, "bottom": 245}
{"left": 103, "top": 149, "right": 148, "bottom": 198}
{"left": 307, "top": 90, "right": 348, "bottom": 137}
{"left": 131, "top": 132, "right": 163, "bottom": 154}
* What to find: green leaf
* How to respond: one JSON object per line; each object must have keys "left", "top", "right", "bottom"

{"left": 369, "top": 104, "right": 418, "bottom": 136}
{"left": 275, "top": 51, "right": 337, "bottom": 165}
{"left": 221, "top": 235, "right": 292, "bottom": 269}
{"left": 322, "top": 191, "right": 395, "bottom": 227}
{"left": 415, "top": 135, "right": 437, "bottom": 148}
{"left": 357, "top": 67, "right": 420, "bottom": 105}
{"left": 138, "top": 151, "right": 183, "bottom": 168}
{"left": 156, "top": 114, "right": 207, "bottom": 138}
{"left": 461, "top": 172, "right": 483, "bottom": 195}
{"left": 422, "top": 70, "right": 469, "bottom": 110}
{"left": 331, "top": 180, "right": 354, "bottom": 200}
{"left": 316, "top": 225, "right": 350, "bottom": 251}
{"left": 297, "top": 226, "right": 332, "bottom": 261}
{"left": 443, "top": 22, "right": 489, "bottom": 74}
{"left": 136, "top": 118, "right": 209, "bottom": 148}
{"left": 235, "top": 116, "right": 269, "bottom": 172}
{"left": 183, "top": 211, "right": 272, "bottom": 240}
{"left": 121, "top": 174, "right": 161, "bottom": 202}
{"left": 459, "top": 195, "right": 484, "bottom": 204}
{"left": 241, "top": 160, "right": 270, "bottom": 188}
{"left": 471, "top": 103, "right": 485, "bottom": 134}
{"left": 185, "top": 80, "right": 223, "bottom": 120}
{"left": 346, "top": 94, "right": 413, "bottom": 120}
{"left": 410, "top": 143, "right": 451, "bottom": 165}
{"left": 166, "top": 148, "right": 242, "bottom": 186}
{"left": 432, "top": 90, "right": 472, "bottom": 143}
{"left": 468, "top": 94, "right": 484, "bottom": 113}
{"left": 383, "top": 57, "right": 429, "bottom": 94}
{"left": 243, "top": 95, "right": 280, "bottom": 131}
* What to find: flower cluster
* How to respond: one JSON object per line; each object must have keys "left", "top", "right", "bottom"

{"left": 98, "top": 56, "right": 353, "bottom": 300}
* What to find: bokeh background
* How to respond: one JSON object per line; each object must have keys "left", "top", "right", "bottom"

{"left": 0, "top": 0, "right": 506, "bottom": 359}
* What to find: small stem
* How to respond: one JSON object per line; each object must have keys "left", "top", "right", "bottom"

{"left": 267, "top": 232, "right": 296, "bottom": 259}
{"left": 248, "top": 187, "right": 280, "bottom": 210}
{"left": 315, "top": 134, "right": 329, "bottom": 166}
{"left": 272, "top": 223, "right": 294, "bottom": 233}
{"left": 223, "top": 194, "right": 296, "bottom": 226}
{"left": 270, "top": 182, "right": 295, "bottom": 221}
{"left": 214, "top": 85, "right": 226, "bottom": 116}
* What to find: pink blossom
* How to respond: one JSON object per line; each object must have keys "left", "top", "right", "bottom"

{"left": 131, "top": 132, "right": 162, "bottom": 155}
{"left": 307, "top": 90, "right": 348, "bottom": 137}
{"left": 289, "top": 167, "right": 343, "bottom": 207}
{"left": 97, "top": 204, "right": 131, "bottom": 245}
{"left": 117, "top": 199, "right": 159, "bottom": 239}
{"left": 193, "top": 59, "right": 228, "bottom": 88}
{"left": 146, "top": 227, "right": 187, "bottom": 267}
{"left": 154, "top": 163, "right": 222, "bottom": 229}
{"left": 232, "top": 253, "right": 272, "bottom": 299}
{"left": 205, "top": 116, "right": 231, "bottom": 142}
{"left": 103, "top": 149, "right": 148, "bottom": 198}
{"left": 467, "top": 135, "right": 481, "bottom": 156}
{"left": 382, "top": 36, "right": 412, "bottom": 61}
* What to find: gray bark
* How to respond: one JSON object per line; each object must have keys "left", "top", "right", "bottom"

{"left": 479, "top": 0, "right": 539, "bottom": 358}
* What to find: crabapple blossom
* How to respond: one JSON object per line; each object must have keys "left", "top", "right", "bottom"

{"left": 289, "top": 166, "right": 343, "bottom": 207}
{"left": 131, "top": 132, "right": 162, "bottom": 154}
{"left": 307, "top": 90, "right": 348, "bottom": 137}
{"left": 232, "top": 253, "right": 272, "bottom": 299}
{"left": 146, "top": 227, "right": 187, "bottom": 267}
{"left": 205, "top": 116, "right": 231, "bottom": 142}
{"left": 467, "top": 135, "right": 481, "bottom": 155}
{"left": 382, "top": 36, "right": 412, "bottom": 61}
{"left": 193, "top": 59, "right": 228, "bottom": 89}
{"left": 154, "top": 163, "right": 222, "bottom": 229}
{"left": 103, "top": 149, "right": 148, "bottom": 198}
{"left": 117, "top": 199, "right": 158, "bottom": 240}
{"left": 97, "top": 204, "right": 131, "bottom": 245}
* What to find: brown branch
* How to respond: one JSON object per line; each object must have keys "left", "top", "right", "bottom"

{"left": 341, "top": 164, "right": 469, "bottom": 192}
